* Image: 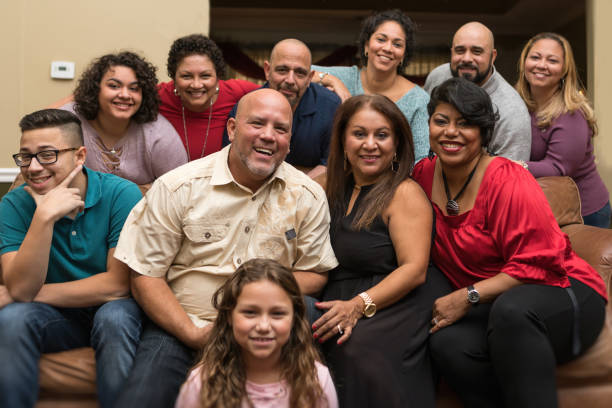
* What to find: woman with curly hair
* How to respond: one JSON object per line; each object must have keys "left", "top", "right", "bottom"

{"left": 174, "top": 258, "right": 338, "bottom": 408}
{"left": 159, "top": 34, "right": 259, "bottom": 161}
{"left": 311, "top": 9, "right": 430, "bottom": 163}
{"left": 62, "top": 51, "right": 187, "bottom": 187}
{"left": 516, "top": 33, "right": 610, "bottom": 228}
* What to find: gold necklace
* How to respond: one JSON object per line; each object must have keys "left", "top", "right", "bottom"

{"left": 181, "top": 96, "right": 214, "bottom": 160}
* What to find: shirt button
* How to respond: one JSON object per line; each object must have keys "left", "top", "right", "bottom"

{"left": 237, "top": 258, "right": 242, "bottom": 264}
{"left": 204, "top": 232, "right": 211, "bottom": 239}
{"left": 71, "top": 231, "right": 77, "bottom": 236}
{"left": 251, "top": 196, "right": 256, "bottom": 201}
{"left": 245, "top": 226, "right": 250, "bottom": 233}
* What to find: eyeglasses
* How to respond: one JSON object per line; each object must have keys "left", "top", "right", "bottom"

{"left": 13, "top": 148, "right": 79, "bottom": 167}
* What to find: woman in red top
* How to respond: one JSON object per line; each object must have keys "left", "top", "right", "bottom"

{"left": 158, "top": 34, "right": 259, "bottom": 161}
{"left": 412, "top": 77, "right": 607, "bottom": 407}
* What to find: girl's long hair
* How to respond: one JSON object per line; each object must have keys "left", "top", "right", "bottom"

{"left": 326, "top": 94, "right": 415, "bottom": 230}
{"left": 196, "top": 258, "right": 326, "bottom": 408}
{"left": 516, "top": 32, "right": 597, "bottom": 135}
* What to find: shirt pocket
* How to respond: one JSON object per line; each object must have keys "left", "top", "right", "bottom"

{"left": 184, "top": 223, "right": 229, "bottom": 243}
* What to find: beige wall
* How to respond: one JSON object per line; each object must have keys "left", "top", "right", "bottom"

{"left": 588, "top": 0, "right": 612, "bottom": 193}
{"left": 0, "top": 0, "right": 209, "bottom": 170}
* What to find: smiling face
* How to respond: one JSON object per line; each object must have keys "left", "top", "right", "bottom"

{"left": 97, "top": 66, "right": 142, "bottom": 122}
{"left": 19, "top": 127, "right": 86, "bottom": 195}
{"left": 231, "top": 280, "right": 293, "bottom": 368}
{"left": 344, "top": 106, "right": 396, "bottom": 185}
{"left": 450, "top": 23, "right": 497, "bottom": 86}
{"left": 227, "top": 89, "right": 292, "bottom": 191}
{"left": 264, "top": 40, "right": 313, "bottom": 111}
{"left": 524, "top": 38, "right": 565, "bottom": 93}
{"left": 364, "top": 20, "right": 407, "bottom": 73}
{"left": 174, "top": 54, "right": 219, "bottom": 113}
{"left": 429, "top": 102, "right": 482, "bottom": 168}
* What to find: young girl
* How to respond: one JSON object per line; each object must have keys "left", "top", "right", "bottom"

{"left": 175, "top": 259, "right": 338, "bottom": 408}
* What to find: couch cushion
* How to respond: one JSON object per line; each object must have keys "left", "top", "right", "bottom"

{"left": 537, "top": 177, "right": 583, "bottom": 227}
{"left": 38, "top": 347, "right": 96, "bottom": 397}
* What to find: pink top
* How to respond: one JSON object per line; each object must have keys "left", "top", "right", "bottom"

{"left": 412, "top": 156, "right": 607, "bottom": 300}
{"left": 158, "top": 79, "right": 260, "bottom": 161}
{"left": 174, "top": 361, "right": 339, "bottom": 408}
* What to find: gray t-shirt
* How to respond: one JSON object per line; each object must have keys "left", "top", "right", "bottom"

{"left": 313, "top": 65, "right": 431, "bottom": 163}
{"left": 424, "top": 63, "right": 531, "bottom": 161}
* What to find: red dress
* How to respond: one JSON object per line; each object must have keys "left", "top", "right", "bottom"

{"left": 412, "top": 156, "right": 607, "bottom": 300}
{"left": 158, "top": 79, "right": 259, "bottom": 161}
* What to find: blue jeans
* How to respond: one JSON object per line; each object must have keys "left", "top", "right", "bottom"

{"left": 0, "top": 298, "right": 142, "bottom": 408}
{"left": 114, "top": 320, "right": 197, "bottom": 408}
{"left": 583, "top": 201, "right": 611, "bottom": 228}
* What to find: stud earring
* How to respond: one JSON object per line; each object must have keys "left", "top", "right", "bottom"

{"left": 173, "top": 88, "right": 179, "bottom": 96}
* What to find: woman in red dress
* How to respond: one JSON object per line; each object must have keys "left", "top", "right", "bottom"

{"left": 412, "top": 77, "right": 607, "bottom": 407}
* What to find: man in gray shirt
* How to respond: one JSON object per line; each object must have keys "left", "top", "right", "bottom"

{"left": 424, "top": 22, "right": 531, "bottom": 161}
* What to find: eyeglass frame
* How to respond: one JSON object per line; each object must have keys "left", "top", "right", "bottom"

{"left": 13, "top": 148, "right": 80, "bottom": 167}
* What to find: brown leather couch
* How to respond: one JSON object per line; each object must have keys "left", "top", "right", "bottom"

{"left": 1, "top": 176, "right": 611, "bottom": 407}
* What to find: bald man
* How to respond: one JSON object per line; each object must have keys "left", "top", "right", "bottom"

{"left": 223, "top": 39, "right": 341, "bottom": 179}
{"left": 424, "top": 22, "right": 531, "bottom": 161}
{"left": 113, "top": 88, "right": 338, "bottom": 407}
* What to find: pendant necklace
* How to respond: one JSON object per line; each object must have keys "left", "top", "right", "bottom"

{"left": 181, "top": 95, "right": 214, "bottom": 160}
{"left": 442, "top": 154, "right": 482, "bottom": 215}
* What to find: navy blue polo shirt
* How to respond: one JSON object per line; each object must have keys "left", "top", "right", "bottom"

{"left": 0, "top": 167, "right": 142, "bottom": 283}
{"left": 222, "top": 82, "right": 341, "bottom": 167}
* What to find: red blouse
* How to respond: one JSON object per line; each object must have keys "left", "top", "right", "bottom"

{"left": 412, "top": 156, "right": 607, "bottom": 300}
{"left": 158, "top": 79, "right": 259, "bottom": 161}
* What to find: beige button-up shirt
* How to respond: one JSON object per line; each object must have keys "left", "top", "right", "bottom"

{"left": 115, "top": 146, "right": 338, "bottom": 326}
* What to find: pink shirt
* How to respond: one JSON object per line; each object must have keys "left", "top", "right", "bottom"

{"left": 175, "top": 361, "right": 338, "bottom": 408}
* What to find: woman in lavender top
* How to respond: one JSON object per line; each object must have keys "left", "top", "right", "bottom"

{"left": 63, "top": 52, "right": 187, "bottom": 189}
{"left": 516, "top": 33, "right": 610, "bottom": 228}
{"left": 312, "top": 9, "right": 430, "bottom": 163}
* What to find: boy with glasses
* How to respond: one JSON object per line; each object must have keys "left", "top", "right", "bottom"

{"left": 0, "top": 109, "right": 143, "bottom": 408}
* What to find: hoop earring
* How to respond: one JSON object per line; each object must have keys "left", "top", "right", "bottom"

{"left": 173, "top": 88, "right": 179, "bottom": 96}
{"left": 215, "top": 85, "right": 220, "bottom": 93}
{"left": 560, "top": 77, "right": 566, "bottom": 89}
{"left": 364, "top": 51, "right": 368, "bottom": 58}
{"left": 391, "top": 153, "right": 399, "bottom": 172}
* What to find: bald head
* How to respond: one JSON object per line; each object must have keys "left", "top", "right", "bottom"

{"left": 227, "top": 88, "right": 292, "bottom": 190}
{"left": 450, "top": 21, "right": 497, "bottom": 85}
{"left": 264, "top": 39, "right": 314, "bottom": 110}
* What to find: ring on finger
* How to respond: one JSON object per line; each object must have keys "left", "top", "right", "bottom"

{"left": 432, "top": 317, "right": 439, "bottom": 326}
{"left": 337, "top": 324, "right": 344, "bottom": 335}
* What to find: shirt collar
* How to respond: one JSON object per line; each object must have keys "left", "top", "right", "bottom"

{"left": 83, "top": 166, "right": 101, "bottom": 209}
{"left": 481, "top": 66, "right": 499, "bottom": 93}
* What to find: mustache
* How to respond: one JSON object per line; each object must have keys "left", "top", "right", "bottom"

{"left": 279, "top": 83, "right": 298, "bottom": 93}
{"left": 457, "top": 62, "right": 478, "bottom": 70}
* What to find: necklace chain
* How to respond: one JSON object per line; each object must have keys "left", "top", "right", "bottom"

{"left": 442, "top": 154, "right": 483, "bottom": 216}
{"left": 181, "top": 96, "right": 214, "bottom": 160}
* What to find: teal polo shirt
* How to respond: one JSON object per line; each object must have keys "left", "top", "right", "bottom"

{"left": 0, "top": 167, "right": 142, "bottom": 283}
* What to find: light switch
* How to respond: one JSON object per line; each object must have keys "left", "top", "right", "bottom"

{"left": 51, "top": 61, "right": 75, "bottom": 79}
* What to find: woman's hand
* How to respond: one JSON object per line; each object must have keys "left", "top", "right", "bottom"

{"left": 312, "top": 71, "right": 351, "bottom": 102}
{"left": 430, "top": 288, "right": 471, "bottom": 334}
{"left": 312, "top": 297, "right": 363, "bottom": 344}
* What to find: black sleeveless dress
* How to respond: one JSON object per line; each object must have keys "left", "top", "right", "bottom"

{"left": 321, "top": 183, "right": 447, "bottom": 408}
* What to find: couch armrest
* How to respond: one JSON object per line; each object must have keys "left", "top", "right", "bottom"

{"left": 562, "top": 223, "right": 612, "bottom": 299}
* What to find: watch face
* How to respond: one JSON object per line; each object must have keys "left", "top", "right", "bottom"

{"left": 468, "top": 290, "right": 480, "bottom": 304}
{"left": 364, "top": 303, "right": 376, "bottom": 317}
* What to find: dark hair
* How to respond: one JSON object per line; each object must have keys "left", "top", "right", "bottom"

{"left": 196, "top": 258, "right": 325, "bottom": 408}
{"left": 19, "top": 109, "right": 84, "bottom": 146}
{"left": 166, "top": 34, "right": 226, "bottom": 80}
{"left": 327, "top": 94, "right": 415, "bottom": 230}
{"left": 73, "top": 51, "right": 159, "bottom": 123}
{"left": 427, "top": 77, "right": 499, "bottom": 148}
{"left": 358, "top": 9, "right": 416, "bottom": 74}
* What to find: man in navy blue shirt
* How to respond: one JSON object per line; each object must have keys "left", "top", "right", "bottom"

{"left": 223, "top": 39, "right": 341, "bottom": 179}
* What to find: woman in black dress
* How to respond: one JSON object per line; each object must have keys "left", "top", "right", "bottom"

{"left": 312, "top": 94, "right": 445, "bottom": 407}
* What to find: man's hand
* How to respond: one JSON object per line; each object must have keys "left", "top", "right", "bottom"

{"left": 25, "top": 164, "right": 84, "bottom": 222}
{"left": 0, "top": 285, "right": 13, "bottom": 309}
